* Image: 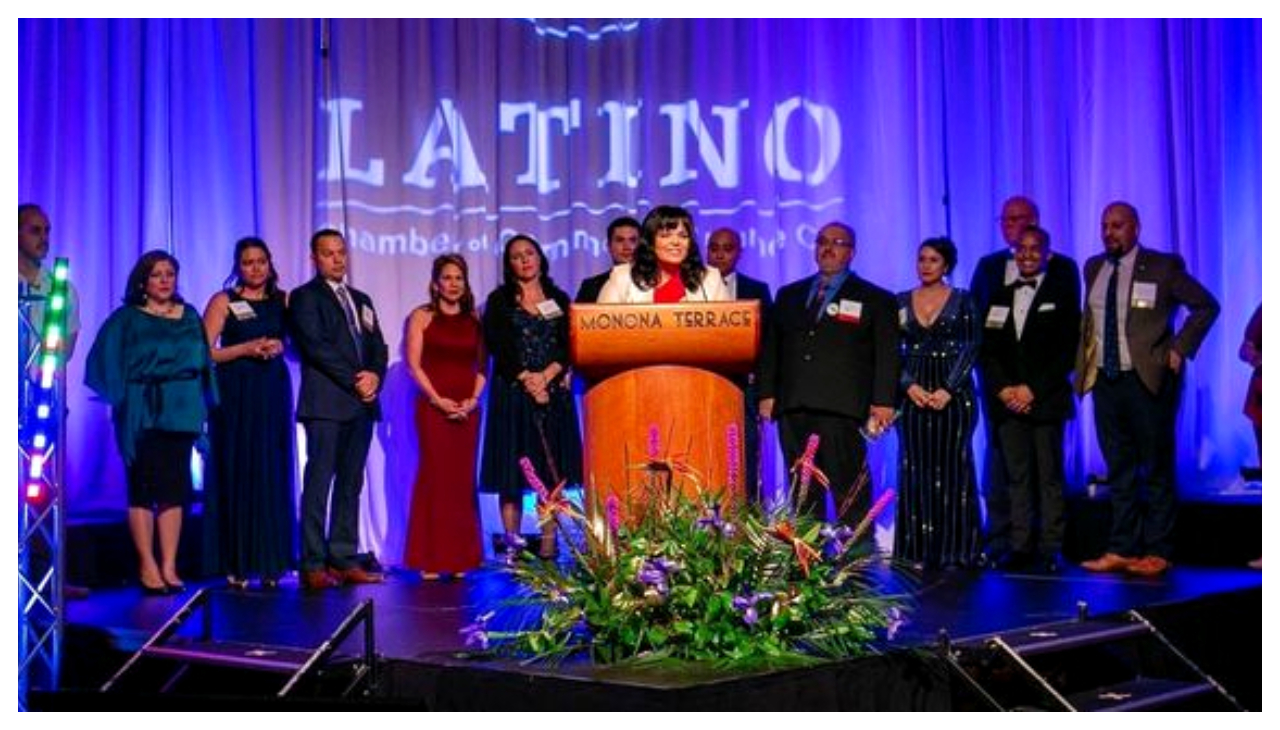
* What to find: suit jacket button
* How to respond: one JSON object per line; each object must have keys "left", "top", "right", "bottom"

{"left": 803, "top": 354, "right": 812, "bottom": 362}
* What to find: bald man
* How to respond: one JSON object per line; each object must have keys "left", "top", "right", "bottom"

{"left": 1076, "top": 201, "right": 1218, "bottom": 578}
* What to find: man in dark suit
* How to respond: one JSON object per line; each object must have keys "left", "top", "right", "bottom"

{"left": 574, "top": 216, "right": 640, "bottom": 303}
{"left": 707, "top": 227, "right": 774, "bottom": 503}
{"left": 979, "top": 226, "right": 1081, "bottom": 573}
{"left": 970, "top": 195, "right": 1077, "bottom": 567}
{"left": 290, "top": 228, "right": 389, "bottom": 589}
{"left": 1077, "top": 202, "right": 1219, "bottom": 577}
{"left": 759, "top": 221, "right": 899, "bottom": 528}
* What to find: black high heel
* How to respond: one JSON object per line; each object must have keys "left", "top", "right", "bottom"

{"left": 140, "top": 581, "right": 170, "bottom": 597}
{"left": 164, "top": 579, "right": 187, "bottom": 593}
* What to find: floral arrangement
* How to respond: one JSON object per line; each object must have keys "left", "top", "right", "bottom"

{"left": 462, "top": 428, "right": 908, "bottom": 669}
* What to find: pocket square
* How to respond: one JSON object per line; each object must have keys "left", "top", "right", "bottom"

{"left": 1037, "top": 302, "right": 1056, "bottom": 312}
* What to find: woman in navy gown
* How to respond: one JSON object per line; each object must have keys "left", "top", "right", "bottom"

{"left": 893, "top": 237, "right": 982, "bottom": 569}
{"left": 201, "top": 237, "right": 296, "bottom": 589}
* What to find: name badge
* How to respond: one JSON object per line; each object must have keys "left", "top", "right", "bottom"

{"left": 1037, "top": 302, "right": 1056, "bottom": 313}
{"left": 1131, "top": 281, "right": 1158, "bottom": 310}
{"left": 836, "top": 299, "right": 862, "bottom": 323}
{"left": 227, "top": 300, "right": 256, "bottom": 320}
{"left": 360, "top": 304, "right": 377, "bottom": 331}
{"left": 537, "top": 299, "right": 564, "bottom": 319}
{"left": 898, "top": 306, "right": 908, "bottom": 328}
{"left": 986, "top": 305, "right": 1010, "bottom": 329}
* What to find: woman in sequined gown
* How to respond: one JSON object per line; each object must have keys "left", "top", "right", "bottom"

{"left": 893, "top": 237, "right": 981, "bottom": 569}
{"left": 480, "top": 235, "right": 583, "bottom": 560}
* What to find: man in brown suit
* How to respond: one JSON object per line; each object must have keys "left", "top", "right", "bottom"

{"left": 1077, "top": 202, "right": 1219, "bottom": 577}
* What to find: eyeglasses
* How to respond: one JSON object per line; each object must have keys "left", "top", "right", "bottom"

{"left": 816, "top": 236, "right": 852, "bottom": 248}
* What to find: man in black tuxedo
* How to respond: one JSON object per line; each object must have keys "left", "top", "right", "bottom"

{"left": 979, "top": 226, "right": 1080, "bottom": 573}
{"left": 707, "top": 227, "right": 774, "bottom": 503}
{"left": 290, "top": 229, "right": 389, "bottom": 589}
{"left": 575, "top": 216, "right": 640, "bottom": 303}
{"left": 970, "top": 195, "right": 1077, "bottom": 566}
{"left": 1077, "top": 202, "right": 1219, "bottom": 577}
{"left": 759, "top": 222, "right": 899, "bottom": 528}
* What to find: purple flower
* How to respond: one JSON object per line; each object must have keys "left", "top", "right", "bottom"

{"left": 885, "top": 607, "right": 906, "bottom": 641}
{"left": 647, "top": 424, "right": 662, "bottom": 460}
{"left": 820, "top": 524, "right": 856, "bottom": 558}
{"left": 732, "top": 592, "right": 773, "bottom": 626}
{"left": 637, "top": 557, "right": 679, "bottom": 596}
{"left": 460, "top": 611, "right": 495, "bottom": 650}
{"left": 732, "top": 596, "right": 759, "bottom": 625}
{"left": 696, "top": 503, "right": 737, "bottom": 538}
{"left": 697, "top": 503, "right": 722, "bottom": 530}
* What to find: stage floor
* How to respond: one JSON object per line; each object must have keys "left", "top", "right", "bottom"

{"left": 53, "top": 559, "right": 1262, "bottom": 709}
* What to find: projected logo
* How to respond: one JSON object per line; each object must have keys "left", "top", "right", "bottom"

{"left": 517, "top": 18, "right": 649, "bottom": 42}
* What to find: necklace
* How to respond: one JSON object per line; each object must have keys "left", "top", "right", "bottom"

{"left": 144, "top": 300, "right": 179, "bottom": 318}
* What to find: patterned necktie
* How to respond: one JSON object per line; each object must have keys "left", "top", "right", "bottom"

{"left": 1102, "top": 261, "right": 1121, "bottom": 379}
{"left": 807, "top": 278, "right": 830, "bottom": 323}
{"left": 335, "top": 284, "right": 365, "bottom": 363}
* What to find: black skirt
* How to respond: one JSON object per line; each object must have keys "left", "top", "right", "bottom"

{"left": 127, "top": 430, "right": 196, "bottom": 509}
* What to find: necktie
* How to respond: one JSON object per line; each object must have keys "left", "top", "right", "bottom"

{"left": 335, "top": 284, "right": 365, "bottom": 363}
{"left": 807, "top": 278, "right": 830, "bottom": 322}
{"left": 1102, "top": 260, "right": 1121, "bottom": 379}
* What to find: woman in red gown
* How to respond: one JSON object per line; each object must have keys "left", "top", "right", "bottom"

{"left": 403, "top": 254, "right": 486, "bottom": 579}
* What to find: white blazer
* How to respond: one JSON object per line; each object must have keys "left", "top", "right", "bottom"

{"left": 596, "top": 264, "right": 730, "bottom": 304}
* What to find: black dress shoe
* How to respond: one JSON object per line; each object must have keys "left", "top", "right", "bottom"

{"left": 976, "top": 551, "right": 1004, "bottom": 570}
{"left": 1040, "top": 553, "right": 1067, "bottom": 574}
{"left": 996, "top": 551, "right": 1035, "bottom": 572}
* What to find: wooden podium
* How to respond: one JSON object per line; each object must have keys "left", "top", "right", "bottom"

{"left": 569, "top": 302, "right": 761, "bottom": 520}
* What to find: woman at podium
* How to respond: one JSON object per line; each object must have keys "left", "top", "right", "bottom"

{"left": 597, "top": 205, "right": 729, "bottom": 304}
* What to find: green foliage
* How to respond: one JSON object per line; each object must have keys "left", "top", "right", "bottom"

{"left": 481, "top": 462, "right": 910, "bottom": 669}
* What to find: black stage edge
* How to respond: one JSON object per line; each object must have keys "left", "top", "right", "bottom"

{"left": 40, "top": 562, "right": 1260, "bottom": 711}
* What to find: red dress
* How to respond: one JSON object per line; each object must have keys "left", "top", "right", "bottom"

{"left": 403, "top": 310, "right": 485, "bottom": 573}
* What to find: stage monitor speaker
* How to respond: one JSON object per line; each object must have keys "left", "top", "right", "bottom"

{"left": 939, "top": 605, "right": 1244, "bottom": 711}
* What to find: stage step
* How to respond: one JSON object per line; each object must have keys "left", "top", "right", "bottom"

{"left": 1065, "top": 677, "right": 1216, "bottom": 712}
{"left": 101, "top": 588, "right": 377, "bottom": 699}
{"left": 994, "top": 621, "right": 1149, "bottom": 656}
{"left": 143, "top": 640, "right": 317, "bottom": 674}
{"left": 942, "top": 607, "right": 1243, "bottom": 711}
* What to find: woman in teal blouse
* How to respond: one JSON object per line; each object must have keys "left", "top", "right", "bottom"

{"left": 86, "top": 250, "right": 216, "bottom": 595}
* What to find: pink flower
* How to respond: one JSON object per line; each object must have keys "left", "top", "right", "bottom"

{"left": 605, "top": 495, "right": 620, "bottom": 535}
{"left": 798, "top": 434, "right": 825, "bottom": 492}
{"left": 518, "top": 456, "right": 549, "bottom": 500}
{"left": 851, "top": 488, "right": 896, "bottom": 543}
{"left": 725, "top": 423, "right": 741, "bottom": 493}
{"left": 647, "top": 424, "right": 661, "bottom": 460}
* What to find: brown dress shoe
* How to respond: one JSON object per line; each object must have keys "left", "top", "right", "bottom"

{"left": 1081, "top": 553, "right": 1135, "bottom": 572}
{"left": 1126, "top": 555, "right": 1171, "bottom": 577}
{"left": 330, "top": 566, "right": 384, "bottom": 585}
{"left": 301, "top": 569, "right": 340, "bottom": 590}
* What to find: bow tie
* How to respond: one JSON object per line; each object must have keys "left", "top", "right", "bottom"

{"left": 1013, "top": 278, "right": 1038, "bottom": 290}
